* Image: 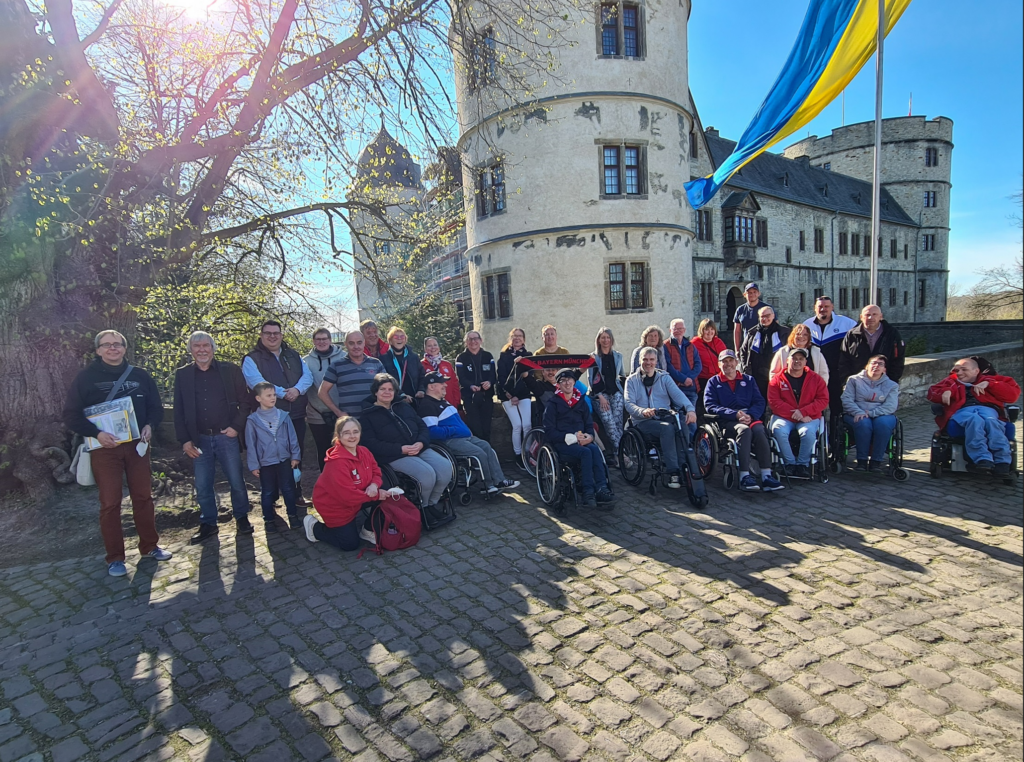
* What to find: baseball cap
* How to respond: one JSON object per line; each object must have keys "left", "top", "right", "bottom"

{"left": 423, "top": 371, "right": 447, "bottom": 385}
{"left": 744, "top": 282, "right": 759, "bottom": 292}
{"left": 790, "top": 347, "right": 809, "bottom": 358}
{"left": 718, "top": 349, "right": 737, "bottom": 362}
{"left": 555, "top": 368, "right": 576, "bottom": 382}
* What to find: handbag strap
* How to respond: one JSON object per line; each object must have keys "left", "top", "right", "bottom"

{"left": 105, "top": 364, "right": 135, "bottom": 402}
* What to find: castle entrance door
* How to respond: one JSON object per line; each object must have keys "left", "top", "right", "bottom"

{"left": 725, "top": 287, "right": 743, "bottom": 344}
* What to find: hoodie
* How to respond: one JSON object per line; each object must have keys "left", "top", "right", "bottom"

{"left": 245, "top": 407, "right": 300, "bottom": 470}
{"left": 311, "top": 444, "right": 382, "bottom": 527}
{"left": 841, "top": 371, "right": 900, "bottom": 419}
{"left": 304, "top": 344, "right": 346, "bottom": 424}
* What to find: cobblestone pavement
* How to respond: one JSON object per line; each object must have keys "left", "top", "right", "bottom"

{"left": 1, "top": 404, "right": 1021, "bottom": 762}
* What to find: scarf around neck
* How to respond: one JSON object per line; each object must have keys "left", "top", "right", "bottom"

{"left": 424, "top": 353, "right": 443, "bottom": 371}
{"left": 555, "top": 387, "right": 582, "bottom": 407}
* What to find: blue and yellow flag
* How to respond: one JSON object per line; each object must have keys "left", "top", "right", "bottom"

{"left": 685, "top": 0, "right": 913, "bottom": 209}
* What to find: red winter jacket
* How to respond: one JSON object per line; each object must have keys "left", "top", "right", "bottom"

{"left": 693, "top": 336, "right": 727, "bottom": 384}
{"left": 421, "top": 358, "right": 462, "bottom": 408}
{"left": 768, "top": 369, "right": 830, "bottom": 421}
{"left": 926, "top": 373, "right": 1021, "bottom": 430}
{"left": 311, "top": 444, "right": 383, "bottom": 528}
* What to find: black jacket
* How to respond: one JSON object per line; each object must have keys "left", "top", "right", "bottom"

{"left": 739, "top": 322, "right": 789, "bottom": 386}
{"left": 543, "top": 392, "right": 594, "bottom": 440}
{"left": 63, "top": 358, "right": 164, "bottom": 438}
{"left": 358, "top": 399, "right": 430, "bottom": 464}
{"left": 381, "top": 347, "right": 426, "bottom": 399}
{"left": 497, "top": 347, "right": 531, "bottom": 400}
{"left": 839, "top": 320, "right": 906, "bottom": 382}
{"left": 455, "top": 349, "right": 496, "bottom": 399}
{"left": 173, "top": 360, "right": 249, "bottom": 445}
{"left": 245, "top": 339, "right": 307, "bottom": 418}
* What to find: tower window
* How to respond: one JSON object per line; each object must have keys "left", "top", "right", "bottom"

{"left": 477, "top": 162, "right": 506, "bottom": 218}
{"left": 689, "top": 131, "right": 698, "bottom": 160}
{"left": 925, "top": 147, "right": 939, "bottom": 167}
{"left": 696, "top": 209, "right": 712, "bottom": 241}
{"left": 468, "top": 28, "right": 497, "bottom": 92}
{"left": 608, "top": 262, "right": 649, "bottom": 310}
{"left": 918, "top": 279, "right": 927, "bottom": 309}
{"left": 483, "top": 272, "right": 512, "bottom": 320}
{"left": 785, "top": 246, "right": 792, "bottom": 264}
{"left": 904, "top": 243, "right": 909, "bottom": 259}
{"left": 924, "top": 190, "right": 937, "bottom": 207}
{"left": 600, "top": 144, "right": 646, "bottom": 197}
{"left": 599, "top": 2, "right": 643, "bottom": 57}
{"left": 922, "top": 233, "right": 936, "bottom": 251}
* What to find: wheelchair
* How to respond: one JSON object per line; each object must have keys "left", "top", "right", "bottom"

{"left": 430, "top": 443, "right": 489, "bottom": 506}
{"left": 521, "top": 426, "right": 545, "bottom": 478}
{"left": 929, "top": 405, "right": 1020, "bottom": 486}
{"left": 768, "top": 415, "right": 830, "bottom": 485}
{"left": 694, "top": 415, "right": 783, "bottom": 491}
{"left": 535, "top": 440, "right": 610, "bottom": 513}
{"left": 831, "top": 415, "right": 909, "bottom": 481}
{"left": 379, "top": 457, "right": 457, "bottom": 531}
{"left": 618, "top": 408, "right": 708, "bottom": 507}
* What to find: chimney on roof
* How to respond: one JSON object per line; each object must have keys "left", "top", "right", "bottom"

{"left": 705, "top": 126, "right": 719, "bottom": 138}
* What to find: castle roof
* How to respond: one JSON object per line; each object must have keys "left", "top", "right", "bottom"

{"left": 355, "top": 126, "right": 422, "bottom": 190}
{"left": 705, "top": 133, "right": 916, "bottom": 226}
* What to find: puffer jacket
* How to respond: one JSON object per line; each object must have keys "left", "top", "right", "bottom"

{"left": 841, "top": 371, "right": 900, "bottom": 418}
{"left": 358, "top": 399, "right": 430, "bottom": 464}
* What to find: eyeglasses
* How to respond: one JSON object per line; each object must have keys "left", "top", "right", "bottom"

{"left": 98, "top": 342, "right": 125, "bottom": 349}
{"left": 313, "top": 336, "right": 331, "bottom": 342}
{"left": 261, "top": 331, "right": 282, "bottom": 337}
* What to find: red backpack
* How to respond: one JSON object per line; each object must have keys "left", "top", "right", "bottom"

{"left": 366, "top": 495, "right": 421, "bottom": 554}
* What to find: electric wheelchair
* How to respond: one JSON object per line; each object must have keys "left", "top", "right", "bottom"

{"left": 618, "top": 408, "right": 708, "bottom": 507}
{"left": 831, "top": 416, "right": 909, "bottom": 481}
{"left": 929, "top": 404, "right": 1020, "bottom": 485}
{"left": 379, "top": 447, "right": 457, "bottom": 530}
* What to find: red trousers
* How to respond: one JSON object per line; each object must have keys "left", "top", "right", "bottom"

{"left": 90, "top": 442, "right": 159, "bottom": 563}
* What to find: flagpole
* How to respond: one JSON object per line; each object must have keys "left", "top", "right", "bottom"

{"left": 870, "top": 0, "right": 885, "bottom": 304}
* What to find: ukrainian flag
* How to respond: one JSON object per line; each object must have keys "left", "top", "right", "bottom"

{"left": 685, "top": 0, "right": 913, "bottom": 209}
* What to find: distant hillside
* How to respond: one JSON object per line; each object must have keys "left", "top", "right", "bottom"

{"left": 947, "top": 292, "right": 1022, "bottom": 321}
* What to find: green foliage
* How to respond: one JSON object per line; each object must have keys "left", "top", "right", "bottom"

{"left": 905, "top": 335, "right": 929, "bottom": 357}
{"left": 382, "top": 290, "right": 465, "bottom": 359}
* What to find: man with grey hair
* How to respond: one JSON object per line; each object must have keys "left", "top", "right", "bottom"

{"left": 174, "top": 330, "right": 253, "bottom": 543}
{"left": 64, "top": 329, "right": 170, "bottom": 576}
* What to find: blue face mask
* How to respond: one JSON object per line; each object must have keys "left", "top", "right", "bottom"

{"left": 293, "top": 468, "right": 302, "bottom": 484}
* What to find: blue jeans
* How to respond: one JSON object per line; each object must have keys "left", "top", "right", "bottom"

{"left": 950, "top": 407, "right": 1012, "bottom": 465}
{"left": 194, "top": 434, "right": 251, "bottom": 525}
{"left": 313, "top": 515, "right": 364, "bottom": 551}
{"left": 844, "top": 414, "right": 896, "bottom": 463}
{"left": 554, "top": 442, "right": 607, "bottom": 495}
{"left": 258, "top": 461, "right": 298, "bottom": 520}
{"left": 770, "top": 417, "right": 822, "bottom": 466}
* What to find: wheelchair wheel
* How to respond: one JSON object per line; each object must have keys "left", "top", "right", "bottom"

{"left": 618, "top": 428, "right": 647, "bottom": 487}
{"left": 536, "top": 445, "right": 562, "bottom": 506}
{"left": 929, "top": 462, "right": 943, "bottom": 479}
{"left": 459, "top": 492, "right": 473, "bottom": 506}
{"left": 694, "top": 426, "right": 717, "bottom": 479}
{"left": 430, "top": 444, "right": 459, "bottom": 495}
{"left": 522, "top": 428, "right": 544, "bottom": 478}
{"left": 722, "top": 465, "right": 736, "bottom": 491}
{"left": 816, "top": 430, "right": 830, "bottom": 484}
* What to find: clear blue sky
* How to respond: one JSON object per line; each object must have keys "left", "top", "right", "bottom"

{"left": 688, "top": 0, "right": 1024, "bottom": 288}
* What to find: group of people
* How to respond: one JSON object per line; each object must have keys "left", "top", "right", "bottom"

{"left": 63, "top": 291, "right": 1019, "bottom": 576}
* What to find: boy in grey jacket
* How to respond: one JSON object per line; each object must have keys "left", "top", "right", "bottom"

{"left": 246, "top": 382, "right": 302, "bottom": 529}
{"left": 841, "top": 355, "right": 900, "bottom": 471}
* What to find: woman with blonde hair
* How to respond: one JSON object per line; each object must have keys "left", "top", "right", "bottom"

{"left": 589, "top": 327, "right": 626, "bottom": 467}
{"left": 305, "top": 416, "right": 382, "bottom": 550}
{"left": 496, "top": 327, "right": 532, "bottom": 469}
{"left": 770, "top": 324, "right": 830, "bottom": 384}
{"left": 629, "top": 325, "right": 667, "bottom": 373}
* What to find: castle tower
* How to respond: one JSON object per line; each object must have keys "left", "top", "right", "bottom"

{"left": 351, "top": 126, "right": 424, "bottom": 322}
{"left": 453, "top": 0, "right": 698, "bottom": 352}
{"left": 783, "top": 116, "right": 953, "bottom": 320}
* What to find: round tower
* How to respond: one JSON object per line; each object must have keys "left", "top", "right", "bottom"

{"left": 783, "top": 116, "right": 953, "bottom": 320}
{"left": 351, "top": 126, "right": 424, "bottom": 322}
{"left": 453, "top": 0, "right": 698, "bottom": 352}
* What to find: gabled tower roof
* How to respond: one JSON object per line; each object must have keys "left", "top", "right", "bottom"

{"left": 355, "top": 126, "right": 422, "bottom": 190}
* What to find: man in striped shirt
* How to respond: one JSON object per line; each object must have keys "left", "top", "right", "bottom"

{"left": 317, "top": 332, "right": 385, "bottom": 417}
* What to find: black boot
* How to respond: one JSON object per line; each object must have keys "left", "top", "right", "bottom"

{"left": 235, "top": 516, "right": 255, "bottom": 535}
{"left": 190, "top": 523, "right": 218, "bottom": 545}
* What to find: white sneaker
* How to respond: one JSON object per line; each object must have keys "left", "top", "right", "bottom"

{"left": 148, "top": 547, "right": 173, "bottom": 561}
{"left": 496, "top": 479, "right": 520, "bottom": 492}
{"left": 666, "top": 473, "right": 681, "bottom": 489}
{"left": 359, "top": 527, "right": 376, "bottom": 544}
{"left": 302, "top": 514, "right": 318, "bottom": 543}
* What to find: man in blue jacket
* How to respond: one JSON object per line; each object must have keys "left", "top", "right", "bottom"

{"left": 417, "top": 373, "right": 519, "bottom": 494}
{"left": 544, "top": 369, "right": 615, "bottom": 508}
{"left": 703, "top": 350, "right": 785, "bottom": 493}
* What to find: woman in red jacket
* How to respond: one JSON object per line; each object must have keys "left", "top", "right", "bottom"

{"left": 304, "top": 416, "right": 383, "bottom": 550}
{"left": 692, "top": 319, "right": 727, "bottom": 417}
{"left": 421, "top": 337, "right": 462, "bottom": 409}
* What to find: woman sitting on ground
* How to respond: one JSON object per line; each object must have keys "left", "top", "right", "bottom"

{"left": 770, "top": 324, "right": 830, "bottom": 385}
{"left": 629, "top": 325, "right": 668, "bottom": 373}
{"left": 359, "top": 373, "right": 453, "bottom": 510}
{"left": 841, "top": 355, "right": 899, "bottom": 472}
{"left": 304, "top": 416, "right": 381, "bottom": 550}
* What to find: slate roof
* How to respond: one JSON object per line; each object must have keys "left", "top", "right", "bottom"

{"left": 355, "top": 126, "right": 422, "bottom": 190}
{"left": 705, "top": 133, "right": 917, "bottom": 227}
